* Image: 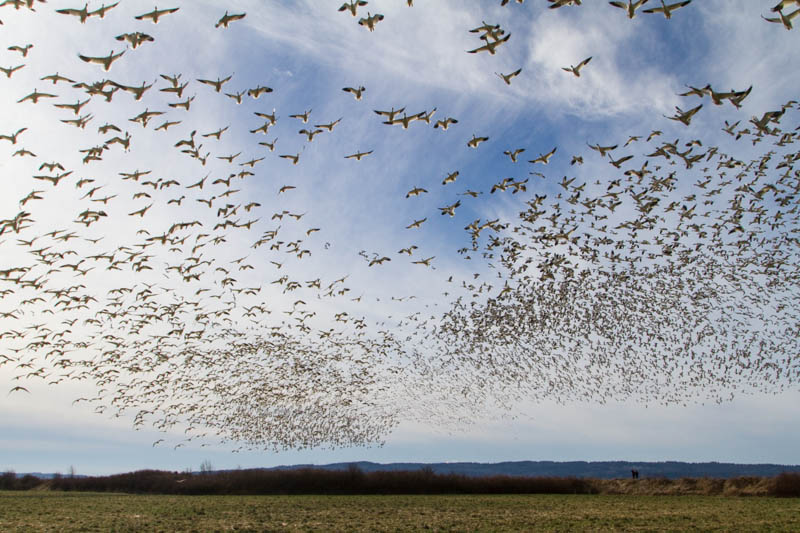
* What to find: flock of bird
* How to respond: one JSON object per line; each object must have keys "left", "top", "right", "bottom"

{"left": 1, "top": 1, "right": 799, "bottom": 451}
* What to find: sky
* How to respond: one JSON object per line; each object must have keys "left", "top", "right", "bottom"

{"left": 1, "top": 0, "right": 800, "bottom": 475}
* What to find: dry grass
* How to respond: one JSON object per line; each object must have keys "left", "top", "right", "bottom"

{"left": 2, "top": 491, "right": 800, "bottom": 532}
{"left": 595, "top": 476, "right": 778, "bottom": 496}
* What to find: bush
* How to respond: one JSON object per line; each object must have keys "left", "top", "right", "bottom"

{"left": 0, "top": 471, "right": 43, "bottom": 491}
{"left": 0, "top": 470, "right": 16, "bottom": 490}
{"left": 773, "top": 472, "right": 800, "bottom": 497}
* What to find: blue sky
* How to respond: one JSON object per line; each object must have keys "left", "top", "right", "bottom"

{"left": 1, "top": 0, "right": 800, "bottom": 475}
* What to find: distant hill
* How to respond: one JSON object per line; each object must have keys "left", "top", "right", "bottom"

{"left": 264, "top": 461, "right": 800, "bottom": 479}
{"left": 21, "top": 461, "right": 800, "bottom": 480}
{"left": 16, "top": 473, "right": 88, "bottom": 480}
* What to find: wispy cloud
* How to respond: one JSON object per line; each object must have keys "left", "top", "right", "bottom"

{"left": 1, "top": 0, "right": 798, "bottom": 471}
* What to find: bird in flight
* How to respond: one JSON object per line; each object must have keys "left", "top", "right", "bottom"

{"left": 642, "top": 0, "right": 692, "bottom": 19}
{"left": 216, "top": 11, "right": 246, "bottom": 28}
{"left": 0, "top": 127, "right": 27, "bottom": 144}
{"left": 135, "top": 6, "right": 180, "bottom": 24}
{"left": 665, "top": 104, "right": 702, "bottom": 126}
{"left": 762, "top": 6, "right": 800, "bottom": 30}
{"left": 259, "top": 138, "right": 278, "bottom": 151}
{"left": 496, "top": 68, "right": 522, "bottom": 85}
{"left": 467, "top": 134, "right": 489, "bottom": 148}
{"left": 18, "top": 89, "right": 57, "bottom": 104}
{"left": 467, "top": 33, "right": 511, "bottom": 55}
{"left": 609, "top": 0, "right": 650, "bottom": 19}
{"left": 7, "top": 44, "right": 33, "bottom": 57}
{"left": 343, "top": 86, "right": 366, "bottom": 100}
{"left": 0, "top": 64, "right": 24, "bottom": 78}
{"left": 345, "top": 150, "right": 373, "bottom": 161}
{"left": 289, "top": 109, "right": 312, "bottom": 123}
{"left": 116, "top": 32, "right": 155, "bottom": 49}
{"left": 529, "top": 147, "right": 557, "bottom": 164}
{"left": 280, "top": 153, "right": 301, "bottom": 165}
{"left": 78, "top": 50, "right": 125, "bottom": 71}
{"left": 374, "top": 107, "right": 405, "bottom": 121}
{"left": 41, "top": 72, "right": 75, "bottom": 85}
{"left": 608, "top": 153, "right": 634, "bottom": 168}
{"left": 56, "top": 4, "right": 91, "bottom": 23}
{"left": 587, "top": 143, "right": 618, "bottom": 157}
{"left": 299, "top": 128, "right": 324, "bottom": 142}
{"left": 338, "top": 0, "right": 368, "bottom": 16}
{"left": 439, "top": 201, "right": 461, "bottom": 217}
{"left": 562, "top": 56, "right": 592, "bottom": 77}
{"left": 197, "top": 75, "right": 233, "bottom": 93}
{"left": 89, "top": 2, "right": 120, "bottom": 19}
{"left": 434, "top": 117, "right": 458, "bottom": 130}
{"left": 315, "top": 118, "right": 342, "bottom": 131}
{"left": 369, "top": 256, "right": 391, "bottom": 266}
{"left": 248, "top": 85, "right": 273, "bottom": 98}
{"left": 442, "top": 171, "right": 459, "bottom": 185}
{"left": 406, "top": 186, "right": 428, "bottom": 198}
{"left": 358, "top": 12, "right": 384, "bottom": 31}
{"left": 504, "top": 148, "right": 525, "bottom": 162}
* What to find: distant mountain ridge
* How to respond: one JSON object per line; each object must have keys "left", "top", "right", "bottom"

{"left": 15, "top": 472, "right": 88, "bottom": 480}
{"left": 264, "top": 461, "right": 800, "bottom": 479}
{"left": 21, "top": 461, "right": 800, "bottom": 479}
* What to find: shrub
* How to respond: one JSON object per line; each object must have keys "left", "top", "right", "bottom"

{"left": 0, "top": 470, "right": 16, "bottom": 490}
{"left": 773, "top": 472, "right": 800, "bottom": 497}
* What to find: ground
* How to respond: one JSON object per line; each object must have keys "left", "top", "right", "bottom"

{"left": 2, "top": 491, "right": 799, "bottom": 532}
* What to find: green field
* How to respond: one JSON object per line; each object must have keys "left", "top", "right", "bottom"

{"left": 2, "top": 491, "right": 799, "bottom": 532}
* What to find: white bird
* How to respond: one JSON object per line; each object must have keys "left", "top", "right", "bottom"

{"left": 89, "top": 2, "right": 120, "bottom": 19}
{"left": 762, "top": 7, "right": 800, "bottom": 30}
{"left": 529, "top": 147, "right": 557, "bottom": 164}
{"left": 289, "top": 109, "right": 312, "bottom": 123}
{"left": 197, "top": 74, "right": 233, "bottom": 92}
{"left": 496, "top": 68, "right": 522, "bottom": 85}
{"left": 642, "top": 0, "right": 691, "bottom": 19}
{"left": 0, "top": 64, "right": 24, "bottom": 78}
{"left": 358, "top": 12, "right": 384, "bottom": 31}
{"left": 345, "top": 150, "right": 373, "bottom": 161}
{"left": 338, "top": 0, "right": 368, "bottom": 16}
{"left": 343, "top": 86, "right": 366, "bottom": 100}
{"left": 562, "top": 56, "right": 591, "bottom": 77}
{"left": 215, "top": 11, "right": 246, "bottom": 28}
{"left": 8, "top": 44, "right": 33, "bottom": 57}
{"left": 434, "top": 117, "right": 458, "bottom": 130}
{"left": 115, "top": 32, "right": 154, "bottom": 49}
{"left": 467, "top": 33, "right": 511, "bottom": 55}
{"left": 467, "top": 134, "right": 489, "bottom": 148}
{"left": 608, "top": 0, "right": 650, "bottom": 19}
{"left": 78, "top": 50, "right": 125, "bottom": 71}
{"left": 56, "top": 4, "right": 90, "bottom": 23}
{"left": 134, "top": 6, "right": 180, "bottom": 24}
{"left": 439, "top": 201, "right": 461, "bottom": 217}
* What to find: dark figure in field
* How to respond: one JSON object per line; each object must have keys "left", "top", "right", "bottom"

{"left": 631, "top": 469, "right": 639, "bottom": 479}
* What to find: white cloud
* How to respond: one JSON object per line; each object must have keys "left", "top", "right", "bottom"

{"left": 0, "top": 0, "right": 798, "bottom": 469}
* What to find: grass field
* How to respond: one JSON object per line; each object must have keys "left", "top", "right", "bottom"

{"left": 2, "top": 491, "right": 800, "bottom": 532}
